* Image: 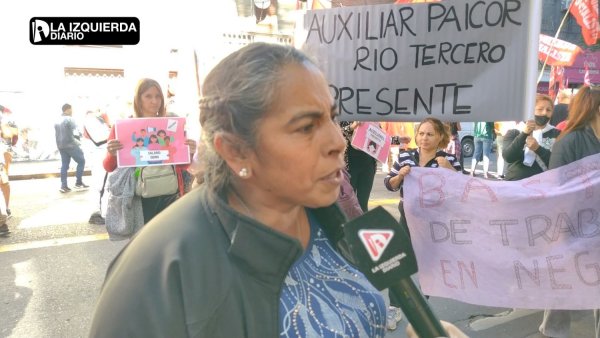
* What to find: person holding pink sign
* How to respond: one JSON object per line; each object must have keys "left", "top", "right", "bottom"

{"left": 340, "top": 121, "right": 377, "bottom": 212}
{"left": 103, "top": 78, "right": 196, "bottom": 224}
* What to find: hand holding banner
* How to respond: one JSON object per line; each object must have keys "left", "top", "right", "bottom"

{"left": 115, "top": 117, "right": 189, "bottom": 168}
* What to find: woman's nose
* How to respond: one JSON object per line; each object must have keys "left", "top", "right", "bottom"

{"left": 328, "top": 123, "right": 346, "bottom": 155}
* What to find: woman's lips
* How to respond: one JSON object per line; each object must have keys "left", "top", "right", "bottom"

{"left": 321, "top": 169, "right": 342, "bottom": 185}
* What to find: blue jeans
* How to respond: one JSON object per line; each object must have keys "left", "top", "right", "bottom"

{"left": 59, "top": 147, "right": 85, "bottom": 188}
{"left": 473, "top": 137, "right": 493, "bottom": 162}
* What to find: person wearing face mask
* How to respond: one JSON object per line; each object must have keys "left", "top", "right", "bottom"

{"left": 502, "top": 94, "right": 561, "bottom": 181}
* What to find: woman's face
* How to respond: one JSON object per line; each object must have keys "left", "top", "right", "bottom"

{"left": 247, "top": 62, "right": 346, "bottom": 208}
{"left": 534, "top": 99, "right": 553, "bottom": 118}
{"left": 139, "top": 86, "right": 162, "bottom": 118}
{"left": 416, "top": 122, "right": 441, "bottom": 152}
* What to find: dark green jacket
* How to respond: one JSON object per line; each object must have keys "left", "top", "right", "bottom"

{"left": 89, "top": 185, "right": 354, "bottom": 338}
{"left": 474, "top": 122, "right": 495, "bottom": 140}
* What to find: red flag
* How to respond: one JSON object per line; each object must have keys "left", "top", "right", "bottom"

{"left": 570, "top": 0, "right": 600, "bottom": 46}
{"left": 538, "top": 34, "right": 583, "bottom": 66}
{"left": 557, "top": 66, "right": 565, "bottom": 91}
{"left": 549, "top": 66, "right": 556, "bottom": 98}
{"left": 549, "top": 66, "right": 565, "bottom": 99}
{"left": 584, "top": 64, "right": 592, "bottom": 85}
{"left": 548, "top": 66, "right": 556, "bottom": 98}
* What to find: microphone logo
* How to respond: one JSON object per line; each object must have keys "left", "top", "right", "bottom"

{"left": 358, "top": 229, "right": 394, "bottom": 262}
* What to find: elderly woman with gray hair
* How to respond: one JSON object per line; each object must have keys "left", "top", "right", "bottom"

{"left": 89, "top": 43, "right": 465, "bottom": 338}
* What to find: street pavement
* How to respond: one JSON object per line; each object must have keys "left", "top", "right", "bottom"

{"left": 0, "top": 159, "right": 596, "bottom": 337}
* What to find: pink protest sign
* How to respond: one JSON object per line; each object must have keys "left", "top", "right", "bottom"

{"left": 350, "top": 122, "right": 391, "bottom": 163}
{"left": 114, "top": 117, "right": 189, "bottom": 168}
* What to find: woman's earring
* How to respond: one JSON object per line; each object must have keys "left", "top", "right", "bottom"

{"left": 239, "top": 168, "right": 249, "bottom": 178}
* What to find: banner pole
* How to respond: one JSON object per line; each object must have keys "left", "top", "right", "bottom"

{"left": 537, "top": 1, "right": 575, "bottom": 84}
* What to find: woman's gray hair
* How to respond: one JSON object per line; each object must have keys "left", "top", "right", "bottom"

{"left": 199, "top": 42, "right": 314, "bottom": 193}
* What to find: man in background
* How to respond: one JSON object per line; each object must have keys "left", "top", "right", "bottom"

{"left": 54, "top": 103, "right": 88, "bottom": 193}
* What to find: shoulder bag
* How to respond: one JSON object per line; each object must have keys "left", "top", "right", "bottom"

{"left": 135, "top": 165, "right": 178, "bottom": 198}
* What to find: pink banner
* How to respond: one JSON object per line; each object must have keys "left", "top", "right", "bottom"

{"left": 403, "top": 153, "right": 600, "bottom": 310}
{"left": 563, "top": 50, "right": 600, "bottom": 84}
{"left": 114, "top": 117, "right": 190, "bottom": 168}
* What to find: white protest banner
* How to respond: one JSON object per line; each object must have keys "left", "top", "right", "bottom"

{"left": 403, "top": 153, "right": 600, "bottom": 309}
{"left": 301, "top": 0, "right": 542, "bottom": 122}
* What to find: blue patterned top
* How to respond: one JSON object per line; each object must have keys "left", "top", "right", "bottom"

{"left": 279, "top": 211, "right": 386, "bottom": 338}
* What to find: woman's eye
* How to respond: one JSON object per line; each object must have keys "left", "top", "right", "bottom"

{"left": 331, "top": 111, "right": 340, "bottom": 122}
{"left": 299, "top": 124, "right": 315, "bottom": 133}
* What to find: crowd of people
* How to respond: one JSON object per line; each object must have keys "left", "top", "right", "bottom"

{"left": 2, "top": 42, "right": 597, "bottom": 337}
{"left": 380, "top": 87, "right": 599, "bottom": 338}
{"left": 86, "top": 43, "right": 598, "bottom": 337}
{"left": 86, "top": 43, "right": 472, "bottom": 338}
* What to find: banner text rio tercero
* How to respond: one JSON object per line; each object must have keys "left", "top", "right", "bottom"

{"left": 303, "top": 1, "right": 538, "bottom": 122}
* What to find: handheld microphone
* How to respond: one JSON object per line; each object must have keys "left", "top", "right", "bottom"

{"left": 343, "top": 206, "right": 447, "bottom": 338}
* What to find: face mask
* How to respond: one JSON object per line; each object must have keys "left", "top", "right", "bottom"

{"left": 534, "top": 115, "right": 550, "bottom": 126}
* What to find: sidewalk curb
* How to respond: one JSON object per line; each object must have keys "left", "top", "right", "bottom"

{"left": 9, "top": 170, "right": 92, "bottom": 181}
